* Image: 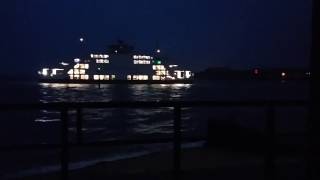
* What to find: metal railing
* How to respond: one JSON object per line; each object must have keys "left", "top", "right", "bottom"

{"left": 0, "top": 100, "right": 308, "bottom": 180}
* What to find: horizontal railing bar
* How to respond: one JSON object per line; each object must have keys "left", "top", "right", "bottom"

{"left": 0, "top": 100, "right": 308, "bottom": 111}
{"left": 0, "top": 137, "right": 205, "bottom": 152}
{"left": 0, "top": 132, "right": 308, "bottom": 152}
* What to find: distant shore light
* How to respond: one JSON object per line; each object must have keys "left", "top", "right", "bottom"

{"left": 281, "top": 72, "right": 286, "bottom": 77}
{"left": 156, "top": 49, "right": 161, "bottom": 53}
{"left": 80, "top": 38, "right": 84, "bottom": 42}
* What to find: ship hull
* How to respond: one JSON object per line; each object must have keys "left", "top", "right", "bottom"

{"left": 39, "top": 79, "right": 193, "bottom": 84}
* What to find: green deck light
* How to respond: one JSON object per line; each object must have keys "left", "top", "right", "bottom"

{"left": 157, "top": 60, "right": 161, "bottom": 64}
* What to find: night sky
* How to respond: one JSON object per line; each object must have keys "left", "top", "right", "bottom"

{"left": 0, "top": 0, "right": 312, "bottom": 75}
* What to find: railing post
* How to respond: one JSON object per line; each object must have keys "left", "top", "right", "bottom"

{"left": 265, "top": 105, "right": 275, "bottom": 180}
{"left": 61, "top": 108, "right": 69, "bottom": 180}
{"left": 76, "top": 108, "right": 83, "bottom": 144}
{"left": 173, "top": 106, "right": 182, "bottom": 180}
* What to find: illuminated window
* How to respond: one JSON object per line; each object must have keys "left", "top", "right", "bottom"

{"left": 133, "top": 60, "right": 151, "bottom": 64}
{"left": 153, "top": 65, "right": 165, "bottom": 70}
{"left": 152, "top": 75, "right": 160, "bottom": 80}
{"left": 132, "top": 75, "right": 148, "bottom": 80}
{"left": 111, "top": 75, "right": 116, "bottom": 80}
{"left": 79, "top": 64, "right": 89, "bottom": 69}
{"left": 67, "top": 69, "right": 73, "bottom": 75}
{"left": 127, "top": 75, "right": 132, "bottom": 80}
{"left": 91, "top": 54, "right": 109, "bottom": 59}
{"left": 94, "top": 75, "right": 99, "bottom": 80}
{"left": 80, "top": 75, "right": 89, "bottom": 80}
{"left": 96, "top": 59, "right": 109, "bottom": 64}
{"left": 79, "top": 69, "right": 86, "bottom": 75}
{"left": 94, "top": 75, "right": 110, "bottom": 80}
{"left": 185, "top": 71, "right": 192, "bottom": 79}
{"left": 100, "top": 75, "right": 109, "bottom": 80}
{"left": 73, "top": 64, "right": 89, "bottom": 69}
{"left": 41, "top": 68, "right": 49, "bottom": 76}
{"left": 133, "top": 55, "right": 153, "bottom": 60}
{"left": 175, "top": 70, "right": 185, "bottom": 79}
{"left": 74, "top": 58, "right": 80, "bottom": 63}
{"left": 155, "top": 70, "right": 166, "bottom": 76}
{"left": 74, "top": 69, "right": 80, "bottom": 74}
{"left": 69, "top": 75, "right": 73, "bottom": 79}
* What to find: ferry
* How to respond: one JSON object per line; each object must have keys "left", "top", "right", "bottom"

{"left": 38, "top": 41, "right": 194, "bottom": 84}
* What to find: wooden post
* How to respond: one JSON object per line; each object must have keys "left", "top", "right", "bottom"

{"left": 173, "top": 106, "right": 182, "bottom": 180}
{"left": 308, "top": 0, "right": 320, "bottom": 179}
{"left": 60, "top": 109, "right": 69, "bottom": 180}
{"left": 265, "top": 105, "right": 275, "bottom": 180}
{"left": 76, "top": 108, "right": 83, "bottom": 144}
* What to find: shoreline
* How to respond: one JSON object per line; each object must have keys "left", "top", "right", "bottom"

{"left": 2, "top": 141, "right": 204, "bottom": 179}
{"left": 16, "top": 146, "right": 305, "bottom": 180}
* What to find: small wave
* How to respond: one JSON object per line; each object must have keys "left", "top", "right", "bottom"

{"left": 35, "top": 119, "right": 60, "bottom": 122}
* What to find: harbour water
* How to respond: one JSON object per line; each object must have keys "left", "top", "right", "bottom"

{"left": 0, "top": 80, "right": 309, "bottom": 178}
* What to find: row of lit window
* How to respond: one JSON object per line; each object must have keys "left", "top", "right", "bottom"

{"left": 93, "top": 75, "right": 116, "bottom": 80}
{"left": 127, "top": 75, "right": 148, "bottom": 80}
{"left": 152, "top": 75, "right": 161, "bottom": 80}
{"left": 96, "top": 59, "right": 109, "bottom": 64}
{"left": 69, "top": 75, "right": 89, "bottom": 80}
{"left": 133, "top": 55, "right": 153, "bottom": 60}
{"left": 67, "top": 69, "right": 86, "bottom": 75}
{"left": 174, "top": 70, "right": 192, "bottom": 79}
{"left": 155, "top": 70, "right": 167, "bottom": 76}
{"left": 133, "top": 60, "right": 151, "bottom": 64}
{"left": 153, "top": 65, "right": 165, "bottom": 70}
{"left": 91, "top": 54, "right": 109, "bottom": 59}
{"left": 74, "top": 64, "right": 89, "bottom": 69}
